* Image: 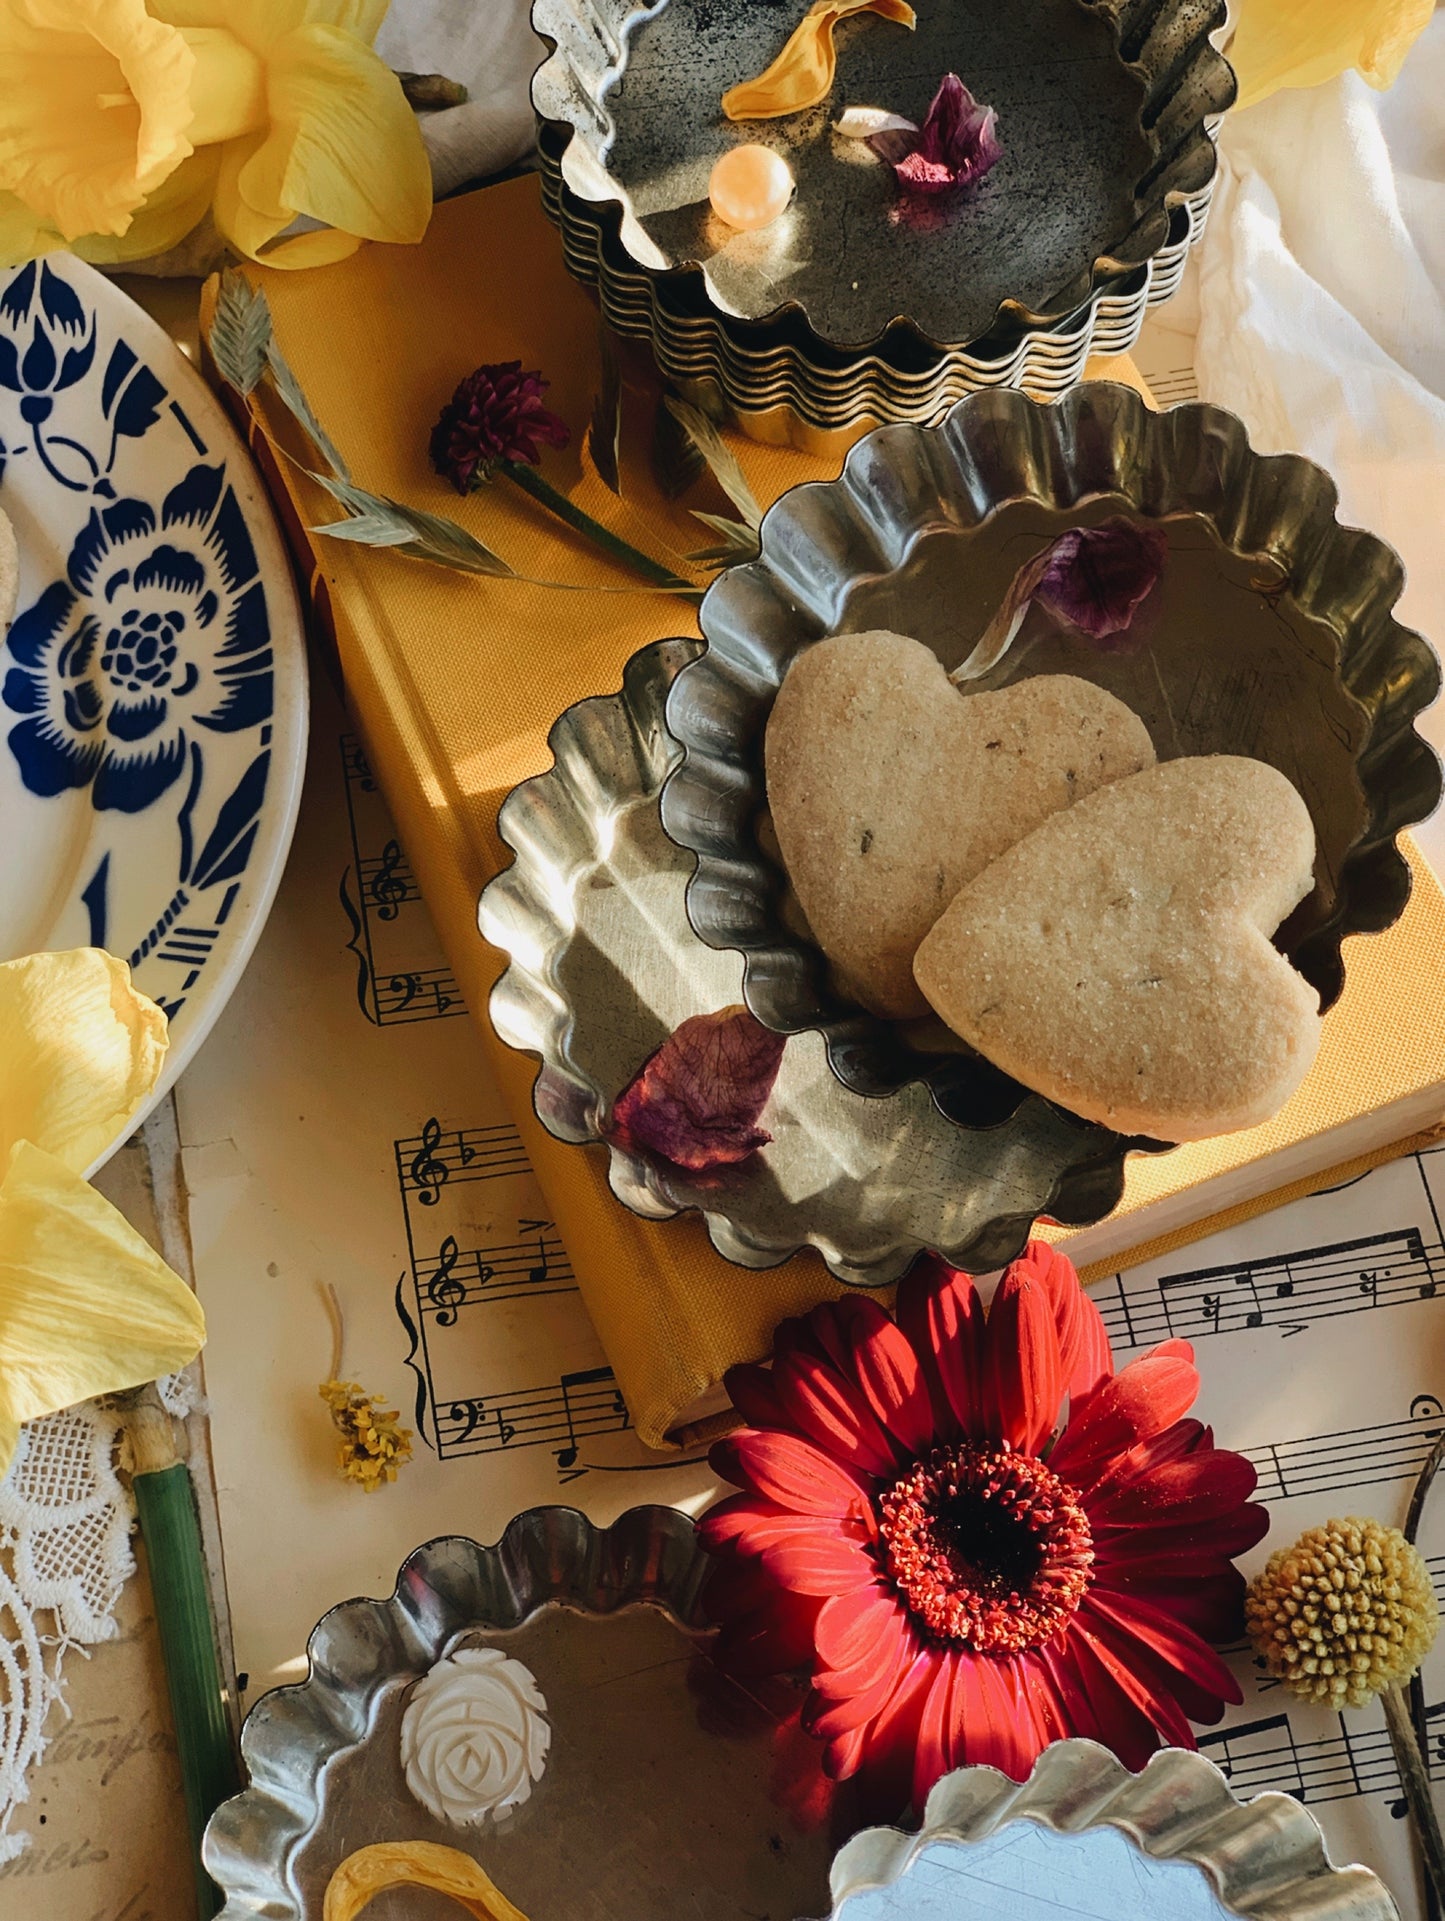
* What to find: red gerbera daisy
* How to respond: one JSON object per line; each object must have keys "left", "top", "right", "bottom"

{"left": 699, "top": 1242, "right": 1269, "bottom": 1816}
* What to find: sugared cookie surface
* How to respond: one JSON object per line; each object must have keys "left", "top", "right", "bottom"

{"left": 765, "top": 631, "right": 1156, "bottom": 1018}
{"left": 913, "top": 755, "right": 1321, "bottom": 1141}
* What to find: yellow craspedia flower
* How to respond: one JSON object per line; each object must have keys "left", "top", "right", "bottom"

{"left": 0, "top": 0, "right": 431, "bottom": 270}
{"left": 1246, "top": 1517, "right": 1439, "bottom": 1710}
{"left": 0, "top": 948, "right": 205, "bottom": 1478}
{"left": 319, "top": 1378, "right": 414, "bottom": 1493}
{"left": 1230, "top": 0, "right": 1435, "bottom": 112}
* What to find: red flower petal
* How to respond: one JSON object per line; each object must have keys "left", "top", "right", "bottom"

{"left": 845, "top": 1649, "right": 939, "bottom": 1808}
{"left": 1088, "top": 1449, "right": 1261, "bottom": 1528}
{"left": 983, "top": 1265, "right": 1064, "bottom": 1453}
{"left": 772, "top": 1347, "right": 898, "bottom": 1478}
{"left": 815, "top": 1592, "right": 915, "bottom": 1699}
{"left": 706, "top": 1561, "right": 822, "bottom": 1675}
{"left": 845, "top": 1307, "right": 936, "bottom": 1457}
{"left": 911, "top": 1651, "right": 963, "bottom": 1804}
{"left": 949, "top": 1652, "right": 1040, "bottom": 1785}
{"left": 1049, "top": 1341, "right": 1199, "bottom": 1486}
{"left": 1008, "top": 1242, "right": 1113, "bottom": 1404}
{"left": 1081, "top": 1588, "right": 1244, "bottom": 1715}
{"left": 605, "top": 1005, "right": 785, "bottom": 1171}
{"left": 1050, "top": 1629, "right": 1172, "bottom": 1771}
{"left": 815, "top": 1585, "right": 906, "bottom": 1671}
{"left": 759, "top": 1528, "right": 878, "bottom": 1598}
{"left": 714, "top": 1428, "right": 873, "bottom": 1519}
{"left": 810, "top": 1623, "right": 920, "bottom": 1739}
{"left": 1094, "top": 1503, "right": 1271, "bottom": 1566}
{"left": 1095, "top": 1561, "right": 1247, "bottom": 1645}
{"left": 722, "top": 1360, "right": 793, "bottom": 1433}
{"left": 895, "top": 1254, "right": 987, "bottom": 1443}
{"left": 822, "top": 1720, "right": 869, "bottom": 1782}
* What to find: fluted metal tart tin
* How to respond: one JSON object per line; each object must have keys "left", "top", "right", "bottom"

{"left": 531, "top": 0, "right": 1233, "bottom": 357}
{"left": 827, "top": 1740, "right": 1399, "bottom": 1920}
{"left": 203, "top": 1507, "right": 857, "bottom": 1921}
{"left": 660, "top": 382, "right": 1442, "bottom": 1124}
{"left": 482, "top": 640, "right": 1143, "bottom": 1287}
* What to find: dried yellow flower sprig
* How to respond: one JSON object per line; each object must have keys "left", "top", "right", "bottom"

{"left": 318, "top": 1380, "right": 414, "bottom": 1493}
{"left": 1245, "top": 1517, "right": 1439, "bottom": 1709}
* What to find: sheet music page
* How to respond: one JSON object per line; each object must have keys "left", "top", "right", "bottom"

{"left": 178, "top": 608, "right": 1445, "bottom": 1921}
{"left": 176, "top": 670, "right": 715, "bottom": 1708}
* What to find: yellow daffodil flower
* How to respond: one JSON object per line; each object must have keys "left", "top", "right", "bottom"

{"left": 1230, "top": 0, "right": 1435, "bottom": 110}
{"left": 0, "top": 947, "right": 205, "bottom": 1478}
{"left": 0, "top": 0, "right": 431, "bottom": 270}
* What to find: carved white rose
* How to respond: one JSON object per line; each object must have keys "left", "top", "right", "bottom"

{"left": 400, "top": 1647, "right": 550, "bottom": 1827}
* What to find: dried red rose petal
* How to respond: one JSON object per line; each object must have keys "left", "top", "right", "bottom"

{"left": 1034, "top": 517, "right": 1170, "bottom": 642}
{"left": 871, "top": 74, "right": 1002, "bottom": 194}
{"left": 605, "top": 1005, "right": 786, "bottom": 1172}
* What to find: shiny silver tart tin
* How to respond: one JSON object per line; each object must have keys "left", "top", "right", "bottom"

{"left": 482, "top": 639, "right": 1144, "bottom": 1286}
{"left": 828, "top": 1740, "right": 1399, "bottom": 1920}
{"left": 531, "top": 0, "right": 1233, "bottom": 357}
{"left": 659, "top": 382, "right": 1442, "bottom": 1123}
{"left": 203, "top": 1507, "right": 860, "bottom": 1921}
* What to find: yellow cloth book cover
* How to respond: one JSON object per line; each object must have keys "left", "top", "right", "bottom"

{"left": 205, "top": 178, "right": 1445, "bottom": 1446}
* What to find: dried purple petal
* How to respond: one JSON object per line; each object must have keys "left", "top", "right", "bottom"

{"left": 1034, "top": 518, "right": 1170, "bottom": 641}
{"left": 952, "top": 516, "right": 1170, "bottom": 684}
{"left": 874, "top": 74, "right": 1002, "bottom": 194}
{"left": 605, "top": 1006, "right": 786, "bottom": 1172}
{"left": 429, "top": 361, "right": 570, "bottom": 493}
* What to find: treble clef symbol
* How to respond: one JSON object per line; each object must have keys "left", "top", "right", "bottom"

{"left": 370, "top": 839, "right": 408, "bottom": 921}
{"left": 409, "top": 1117, "right": 449, "bottom": 1205}
{"left": 427, "top": 1236, "right": 466, "bottom": 1326}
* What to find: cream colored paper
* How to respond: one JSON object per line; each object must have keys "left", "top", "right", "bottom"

{"left": 177, "top": 674, "right": 713, "bottom": 1707}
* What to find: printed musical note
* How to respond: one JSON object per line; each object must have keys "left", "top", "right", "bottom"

{"left": 339, "top": 733, "right": 464, "bottom": 1025}
{"left": 408, "top": 1117, "right": 450, "bottom": 1206}
{"left": 426, "top": 1237, "right": 466, "bottom": 1327}
{"left": 367, "top": 839, "right": 413, "bottom": 920}
{"left": 1097, "top": 1229, "right": 1438, "bottom": 1352}
{"left": 396, "top": 1122, "right": 529, "bottom": 1195}
{"left": 427, "top": 1368, "right": 632, "bottom": 1464}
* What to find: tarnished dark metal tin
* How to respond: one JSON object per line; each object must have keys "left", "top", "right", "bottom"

{"left": 660, "top": 383, "right": 1442, "bottom": 1121}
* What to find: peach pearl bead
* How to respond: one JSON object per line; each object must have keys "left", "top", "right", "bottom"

{"left": 708, "top": 144, "right": 794, "bottom": 231}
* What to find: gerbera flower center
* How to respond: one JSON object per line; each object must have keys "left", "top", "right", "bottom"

{"left": 878, "top": 1444, "right": 1093, "bottom": 1653}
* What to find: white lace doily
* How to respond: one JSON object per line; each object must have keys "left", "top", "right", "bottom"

{"left": 0, "top": 1406, "right": 134, "bottom": 1861}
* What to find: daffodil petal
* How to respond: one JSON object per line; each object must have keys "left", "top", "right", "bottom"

{"left": 0, "top": 950, "right": 167, "bottom": 1174}
{"left": 0, "top": 0, "right": 196, "bottom": 241}
{"left": 150, "top": 0, "right": 387, "bottom": 59}
{"left": 240, "top": 22, "right": 432, "bottom": 247}
{"left": 1230, "top": 0, "right": 1434, "bottom": 109}
{"left": 73, "top": 147, "right": 220, "bottom": 265}
{"left": 212, "top": 129, "right": 290, "bottom": 258}
{"left": 0, "top": 188, "right": 60, "bottom": 267}
{"left": 0, "top": 1141, "right": 205, "bottom": 1465}
{"left": 250, "top": 223, "right": 362, "bottom": 268}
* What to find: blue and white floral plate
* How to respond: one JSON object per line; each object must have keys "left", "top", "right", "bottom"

{"left": 0, "top": 256, "right": 307, "bottom": 1156}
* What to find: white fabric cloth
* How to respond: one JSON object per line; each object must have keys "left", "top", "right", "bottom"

{"left": 375, "top": 0, "right": 543, "bottom": 196}
{"left": 1194, "top": 14, "right": 1445, "bottom": 660}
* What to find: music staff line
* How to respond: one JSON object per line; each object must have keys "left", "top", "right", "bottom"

{"left": 423, "top": 1228, "right": 575, "bottom": 1320}
{"left": 1243, "top": 1396, "right": 1445, "bottom": 1505}
{"left": 398, "top": 1117, "right": 531, "bottom": 1201}
{"left": 436, "top": 1365, "right": 630, "bottom": 1469}
{"left": 1199, "top": 1702, "right": 1445, "bottom": 1814}
{"left": 339, "top": 734, "right": 464, "bottom": 1026}
{"left": 1097, "top": 1226, "right": 1441, "bottom": 1352}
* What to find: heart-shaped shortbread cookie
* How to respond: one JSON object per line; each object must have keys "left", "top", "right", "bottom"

{"left": 765, "top": 631, "right": 1156, "bottom": 1018}
{"left": 913, "top": 756, "right": 1321, "bottom": 1141}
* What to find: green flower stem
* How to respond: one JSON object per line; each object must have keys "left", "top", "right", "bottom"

{"left": 129, "top": 1391, "right": 240, "bottom": 1921}
{"left": 499, "top": 460, "right": 697, "bottom": 594}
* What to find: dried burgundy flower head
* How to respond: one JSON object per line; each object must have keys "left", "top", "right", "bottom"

{"left": 605, "top": 1005, "right": 787, "bottom": 1173}
{"left": 870, "top": 74, "right": 1002, "bottom": 194}
{"left": 429, "top": 361, "right": 570, "bottom": 493}
{"left": 700, "top": 1242, "right": 1268, "bottom": 1818}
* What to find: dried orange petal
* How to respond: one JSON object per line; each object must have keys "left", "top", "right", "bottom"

{"left": 323, "top": 1840, "right": 530, "bottom": 1921}
{"left": 722, "top": 0, "right": 915, "bottom": 121}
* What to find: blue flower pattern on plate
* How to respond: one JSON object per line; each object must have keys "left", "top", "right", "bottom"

{"left": 0, "top": 253, "right": 285, "bottom": 1031}
{"left": 3, "top": 462, "right": 273, "bottom": 812}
